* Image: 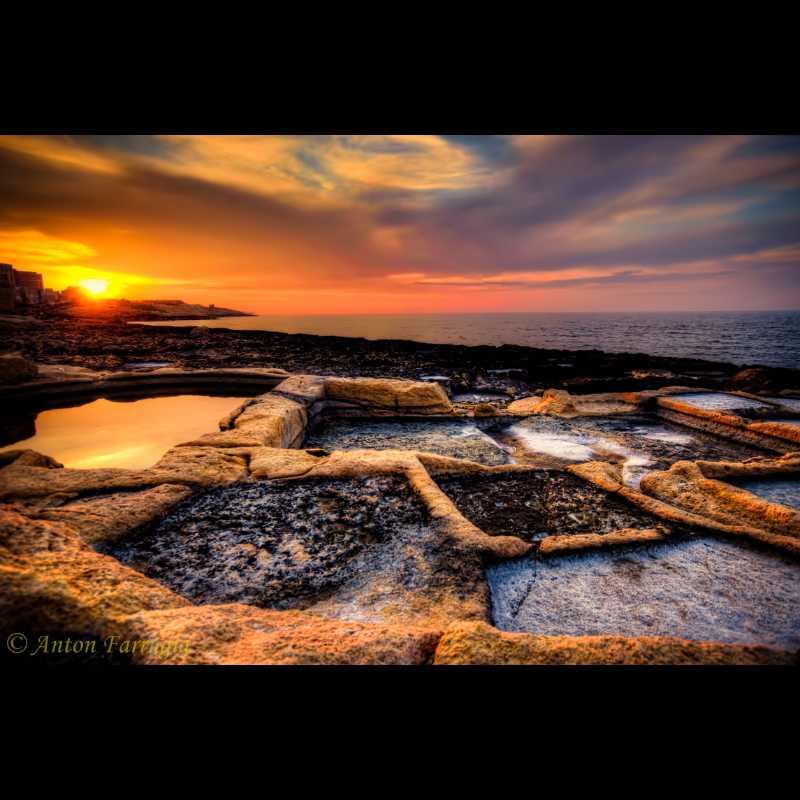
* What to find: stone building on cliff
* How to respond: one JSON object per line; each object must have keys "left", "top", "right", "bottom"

{"left": 0, "top": 264, "right": 54, "bottom": 313}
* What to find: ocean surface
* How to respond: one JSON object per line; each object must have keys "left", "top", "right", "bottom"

{"left": 138, "top": 311, "right": 800, "bottom": 369}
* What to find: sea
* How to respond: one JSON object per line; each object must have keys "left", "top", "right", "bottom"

{"left": 137, "top": 310, "right": 800, "bottom": 370}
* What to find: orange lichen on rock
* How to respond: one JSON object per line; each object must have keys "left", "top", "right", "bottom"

{"left": 695, "top": 452, "right": 800, "bottom": 480}
{"left": 508, "top": 389, "right": 639, "bottom": 418}
{"left": 640, "top": 460, "right": 800, "bottom": 538}
{"left": 0, "top": 507, "right": 189, "bottom": 638}
{"left": 748, "top": 421, "right": 800, "bottom": 445}
{"left": 538, "top": 527, "right": 670, "bottom": 555}
{"left": 115, "top": 604, "right": 443, "bottom": 665}
{"left": 433, "top": 621, "right": 797, "bottom": 665}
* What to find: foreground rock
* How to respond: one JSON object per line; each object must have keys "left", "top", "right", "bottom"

{"left": 434, "top": 621, "right": 796, "bottom": 665}
{"left": 2, "top": 373, "right": 798, "bottom": 664}
{"left": 0, "top": 352, "right": 37, "bottom": 385}
{"left": 116, "top": 605, "right": 441, "bottom": 665}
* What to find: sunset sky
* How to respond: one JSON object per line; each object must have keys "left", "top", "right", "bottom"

{"left": 1, "top": 134, "right": 798, "bottom": 313}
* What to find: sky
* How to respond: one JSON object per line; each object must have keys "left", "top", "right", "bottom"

{"left": 0, "top": 134, "right": 798, "bottom": 313}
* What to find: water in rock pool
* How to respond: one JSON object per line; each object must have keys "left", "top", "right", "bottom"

{"left": 487, "top": 538, "right": 800, "bottom": 650}
{"left": 761, "top": 397, "right": 800, "bottom": 412}
{"left": 727, "top": 477, "right": 800, "bottom": 510}
{"left": 0, "top": 394, "right": 248, "bottom": 469}
{"left": 666, "top": 392, "right": 775, "bottom": 413}
{"left": 500, "top": 413, "right": 765, "bottom": 486}
{"left": 304, "top": 418, "right": 511, "bottom": 466}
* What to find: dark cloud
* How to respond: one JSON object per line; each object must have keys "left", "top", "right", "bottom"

{"left": 0, "top": 134, "right": 798, "bottom": 311}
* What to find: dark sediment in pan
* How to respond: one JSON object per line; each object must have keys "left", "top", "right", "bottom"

{"left": 436, "top": 471, "right": 669, "bottom": 543}
{"left": 98, "top": 475, "right": 486, "bottom": 625}
{"left": 100, "top": 476, "right": 426, "bottom": 608}
{"left": 304, "top": 418, "right": 511, "bottom": 466}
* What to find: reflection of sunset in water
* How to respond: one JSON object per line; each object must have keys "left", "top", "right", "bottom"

{"left": 2, "top": 395, "right": 248, "bottom": 469}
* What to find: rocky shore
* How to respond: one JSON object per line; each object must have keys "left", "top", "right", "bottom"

{"left": 1, "top": 317, "right": 799, "bottom": 665}
{"left": 2, "top": 316, "right": 798, "bottom": 396}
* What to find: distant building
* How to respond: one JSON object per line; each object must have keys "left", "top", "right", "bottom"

{"left": 14, "top": 271, "right": 43, "bottom": 291}
{"left": 0, "top": 264, "right": 49, "bottom": 313}
{"left": 0, "top": 263, "right": 17, "bottom": 313}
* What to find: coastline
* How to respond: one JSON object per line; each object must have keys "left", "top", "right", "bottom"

{"left": 2, "top": 314, "right": 798, "bottom": 396}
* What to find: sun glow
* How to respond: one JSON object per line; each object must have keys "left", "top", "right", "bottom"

{"left": 79, "top": 278, "right": 110, "bottom": 297}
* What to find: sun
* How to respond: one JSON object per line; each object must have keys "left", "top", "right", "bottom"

{"left": 79, "top": 278, "right": 110, "bottom": 297}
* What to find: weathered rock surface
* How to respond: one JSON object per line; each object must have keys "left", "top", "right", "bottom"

{"left": 508, "top": 388, "right": 638, "bottom": 418}
{"left": 0, "top": 352, "right": 37, "bottom": 385}
{"left": 0, "top": 446, "right": 248, "bottom": 501}
{"left": 538, "top": 527, "right": 670, "bottom": 555}
{"left": 0, "top": 449, "right": 63, "bottom": 469}
{"left": 2, "top": 366, "right": 798, "bottom": 664}
{"left": 35, "top": 484, "right": 193, "bottom": 543}
{"left": 0, "top": 508, "right": 188, "bottom": 638}
{"left": 485, "top": 537, "right": 800, "bottom": 649}
{"left": 304, "top": 418, "right": 510, "bottom": 466}
{"left": 640, "top": 460, "right": 800, "bottom": 538}
{"left": 434, "top": 621, "right": 796, "bottom": 665}
{"left": 10, "top": 316, "right": 797, "bottom": 396}
{"left": 325, "top": 377, "right": 452, "bottom": 414}
{"left": 116, "top": 605, "right": 442, "bottom": 665}
{"left": 436, "top": 470, "right": 668, "bottom": 544}
{"left": 233, "top": 394, "right": 308, "bottom": 448}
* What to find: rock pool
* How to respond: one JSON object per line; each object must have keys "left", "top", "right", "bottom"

{"left": 666, "top": 392, "right": 775, "bottom": 414}
{"left": 500, "top": 413, "right": 765, "bottom": 486}
{"left": 304, "top": 418, "right": 511, "bottom": 466}
{"left": 0, "top": 394, "right": 248, "bottom": 469}
{"left": 437, "top": 470, "right": 666, "bottom": 542}
{"left": 487, "top": 538, "right": 800, "bottom": 649}
{"left": 761, "top": 396, "right": 800, "bottom": 412}
{"left": 101, "top": 475, "right": 485, "bottom": 624}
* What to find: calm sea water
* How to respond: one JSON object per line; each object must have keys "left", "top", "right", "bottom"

{"left": 139, "top": 311, "right": 800, "bottom": 369}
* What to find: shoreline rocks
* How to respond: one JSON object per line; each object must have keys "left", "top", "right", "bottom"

{"left": 2, "top": 316, "right": 798, "bottom": 396}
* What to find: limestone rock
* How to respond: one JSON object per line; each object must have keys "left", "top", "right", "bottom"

{"left": 115, "top": 604, "right": 442, "bottom": 665}
{"left": 151, "top": 446, "right": 250, "bottom": 487}
{"left": 749, "top": 420, "right": 800, "bottom": 445}
{"left": 509, "top": 389, "right": 638, "bottom": 418}
{"left": 0, "top": 449, "right": 63, "bottom": 469}
{"left": 538, "top": 527, "right": 670, "bottom": 555}
{"left": 0, "top": 508, "right": 188, "bottom": 638}
{"left": 272, "top": 374, "right": 327, "bottom": 406}
{"left": 176, "top": 430, "right": 265, "bottom": 449}
{"left": 248, "top": 447, "right": 322, "bottom": 479}
{"left": 433, "top": 621, "right": 796, "bottom": 665}
{"left": 639, "top": 460, "right": 800, "bottom": 538}
{"left": 325, "top": 377, "right": 452, "bottom": 414}
{"left": 0, "top": 352, "right": 37, "bottom": 385}
{"left": 568, "top": 460, "right": 625, "bottom": 492}
{"left": 36, "top": 484, "right": 193, "bottom": 543}
{"left": 233, "top": 394, "right": 307, "bottom": 448}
